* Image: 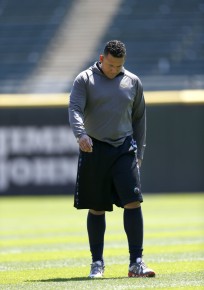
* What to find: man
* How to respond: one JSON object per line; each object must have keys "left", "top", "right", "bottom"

{"left": 68, "top": 40, "right": 155, "bottom": 278}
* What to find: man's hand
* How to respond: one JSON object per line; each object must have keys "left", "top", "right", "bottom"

{"left": 138, "top": 158, "right": 142, "bottom": 167}
{"left": 77, "top": 135, "right": 93, "bottom": 152}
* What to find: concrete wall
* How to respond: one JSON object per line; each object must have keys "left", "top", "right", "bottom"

{"left": 141, "top": 105, "right": 204, "bottom": 192}
{"left": 0, "top": 104, "right": 203, "bottom": 195}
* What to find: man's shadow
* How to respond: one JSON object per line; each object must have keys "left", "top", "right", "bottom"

{"left": 28, "top": 276, "right": 126, "bottom": 282}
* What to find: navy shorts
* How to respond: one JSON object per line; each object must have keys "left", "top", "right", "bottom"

{"left": 74, "top": 136, "right": 143, "bottom": 211}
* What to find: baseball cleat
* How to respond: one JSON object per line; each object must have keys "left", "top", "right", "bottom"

{"left": 88, "top": 260, "right": 105, "bottom": 278}
{"left": 128, "top": 258, "right": 155, "bottom": 277}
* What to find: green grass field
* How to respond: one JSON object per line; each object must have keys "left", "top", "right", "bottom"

{"left": 0, "top": 193, "right": 203, "bottom": 290}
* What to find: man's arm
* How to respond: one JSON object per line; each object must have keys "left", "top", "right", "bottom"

{"left": 132, "top": 78, "right": 146, "bottom": 162}
{"left": 68, "top": 73, "right": 93, "bottom": 153}
{"left": 68, "top": 73, "right": 87, "bottom": 138}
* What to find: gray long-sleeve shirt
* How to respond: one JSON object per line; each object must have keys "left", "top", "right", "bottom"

{"left": 69, "top": 62, "right": 146, "bottom": 159}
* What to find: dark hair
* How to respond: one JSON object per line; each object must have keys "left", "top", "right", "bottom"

{"left": 103, "top": 40, "right": 126, "bottom": 58}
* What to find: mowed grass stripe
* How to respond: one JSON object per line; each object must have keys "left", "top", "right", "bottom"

{"left": 0, "top": 243, "right": 203, "bottom": 263}
{"left": 0, "top": 221, "right": 203, "bottom": 235}
{"left": 0, "top": 232, "right": 203, "bottom": 249}
{"left": 1, "top": 256, "right": 203, "bottom": 274}
{"left": 0, "top": 262, "right": 203, "bottom": 287}
{"left": 1, "top": 225, "right": 203, "bottom": 236}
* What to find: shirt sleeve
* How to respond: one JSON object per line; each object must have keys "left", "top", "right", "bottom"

{"left": 132, "top": 78, "right": 146, "bottom": 160}
{"left": 68, "top": 73, "right": 87, "bottom": 138}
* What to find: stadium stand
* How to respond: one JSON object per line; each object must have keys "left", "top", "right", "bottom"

{"left": 95, "top": 0, "right": 204, "bottom": 90}
{"left": 0, "top": 0, "right": 74, "bottom": 93}
{"left": 0, "top": 0, "right": 203, "bottom": 93}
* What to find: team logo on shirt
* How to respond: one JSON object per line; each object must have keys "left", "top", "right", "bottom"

{"left": 134, "top": 187, "right": 140, "bottom": 194}
{"left": 129, "top": 140, "right": 137, "bottom": 152}
{"left": 120, "top": 79, "right": 128, "bottom": 88}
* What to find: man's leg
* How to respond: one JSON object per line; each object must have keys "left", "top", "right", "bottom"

{"left": 124, "top": 201, "right": 155, "bottom": 277}
{"left": 87, "top": 209, "right": 106, "bottom": 262}
{"left": 123, "top": 201, "right": 143, "bottom": 263}
{"left": 87, "top": 209, "right": 106, "bottom": 278}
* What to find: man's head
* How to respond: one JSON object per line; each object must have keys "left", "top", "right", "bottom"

{"left": 103, "top": 40, "right": 126, "bottom": 58}
{"left": 100, "top": 40, "right": 126, "bottom": 79}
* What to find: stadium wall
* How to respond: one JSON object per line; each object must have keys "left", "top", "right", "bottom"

{"left": 0, "top": 91, "right": 203, "bottom": 195}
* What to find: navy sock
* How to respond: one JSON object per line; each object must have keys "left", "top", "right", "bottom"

{"left": 87, "top": 212, "right": 106, "bottom": 263}
{"left": 123, "top": 207, "right": 143, "bottom": 265}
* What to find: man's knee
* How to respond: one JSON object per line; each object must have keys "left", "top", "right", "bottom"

{"left": 124, "top": 201, "right": 141, "bottom": 209}
{"left": 89, "top": 209, "right": 105, "bottom": 215}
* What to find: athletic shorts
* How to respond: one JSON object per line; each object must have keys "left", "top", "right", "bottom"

{"left": 74, "top": 135, "right": 143, "bottom": 211}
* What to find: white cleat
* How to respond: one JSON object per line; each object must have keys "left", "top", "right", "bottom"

{"left": 128, "top": 258, "right": 155, "bottom": 278}
{"left": 88, "top": 260, "right": 105, "bottom": 278}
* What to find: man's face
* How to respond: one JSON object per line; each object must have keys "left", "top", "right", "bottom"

{"left": 99, "top": 53, "right": 125, "bottom": 79}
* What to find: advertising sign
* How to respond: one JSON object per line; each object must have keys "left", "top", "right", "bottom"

{"left": 0, "top": 107, "right": 78, "bottom": 195}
